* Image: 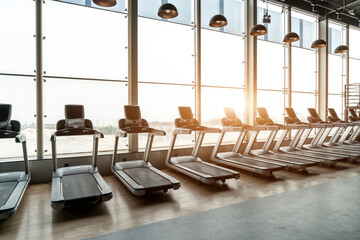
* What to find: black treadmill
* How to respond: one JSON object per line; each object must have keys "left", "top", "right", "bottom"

{"left": 112, "top": 105, "right": 180, "bottom": 196}
{"left": 211, "top": 107, "right": 285, "bottom": 177}
{"left": 0, "top": 104, "right": 30, "bottom": 220}
{"left": 50, "top": 105, "right": 112, "bottom": 209}
{"left": 166, "top": 106, "right": 240, "bottom": 184}
{"left": 274, "top": 107, "right": 347, "bottom": 165}
{"left": 243, "top": 108, "right": 319, "bottom": 171}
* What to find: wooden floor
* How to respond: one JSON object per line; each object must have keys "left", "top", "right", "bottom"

{"left": 1, "top": 162, "right": 360, "bottom": 240}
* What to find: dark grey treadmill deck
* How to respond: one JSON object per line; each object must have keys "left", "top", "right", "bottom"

{"left": 180, "top": 162, "right": 233, "bottom": 177}
{"left": 62, "top": 173, "right": 101, "bottom": 201}
{"left": 0, "top": 182, "right": 17, "bottom": 206}
{"left": 289, "top": 150, "right": 345, "bottom": 161}
{"left": 310, "top": 148, "right": 360, "bottom": 157}
{"left": 257, "top": 154, "right": 316, "bottom": 166}
{"left": 123, "top": 168, "right": 172, "bottom": 188}
{"left": 88, "top": 175, "right": 360, "bottom": 240}
{"left": 225, "top": 157, "right": 283, "bottom": 170}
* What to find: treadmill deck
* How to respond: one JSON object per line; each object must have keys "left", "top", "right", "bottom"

{"left": 62, "top": 173, "right": 102, "bottom": 201}
{"left": 123, "top": 168, "right": 173, "bottom": 189}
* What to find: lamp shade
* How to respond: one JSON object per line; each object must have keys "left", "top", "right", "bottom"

{"left": 283, "top": 32, "right": 300, "bottom": 43}
{"left": 158, "top": 3, "right": 178, "bottom": 18}
{"left": 250, "top": 24, "right": 267, "bottom": 36}
{"left": 334, "top": 45, "right": 349, "bottom": 53}
{"left": 311, "top": 39, "right": 327, "bottom": 49}
{"left": 209, "top": 14, "right": 228, "bottom": 28}
{"left": 93, "top": 0, "right": 116, "bottom": 7}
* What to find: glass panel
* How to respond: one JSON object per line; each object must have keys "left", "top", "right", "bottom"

{"left": 44, "top": 0, "right": 128, "bottom": 80}
{"left": 257, "top": 90, "right": 285, "bottom": 124}
{"left": 328, "top": 94, "right": 343, "bottom": 119}
{"left": 138, "top": 83, "right": 195, "bottom": 149}
{"left": 138, "top": 17, "right": 195, "bottom": 84}
{"left": 139, "top": 0, "right": 193, "bottom": 25}
{"left": 328, "top": 22, "right": 343, "bottom": 54}
{"left": 201, "top": 87, "right": 245, "bottom": 144}
{"left": 257, "top": 1, "right": 284, "bottom": 43}
{"left": 350, "top": 28, "right": 360, "bottom": 59}
{"left": 54, "top": 0, "right": 126, "bottom": 13}
{"left": 0, "top": 0, "right": 35, "bottom": 75}
{"left": 292, "top": 47, "right": 316, "bottom": 92}
{"left": 201, "top": 29, "right": 244, "bottom": 87}
{"left": 257, "top": 40, "right": 285, "bottom": 90}
{"left": 349, "top": 58, "right": 360, "bottom": 84}
{"left": 291, "top": 11, "right": 316, "bottom": 49}
{"left": 201, "top": 0, "right": 244, "bottom": 35}
{"left": 292, "top": 92, "right": 316, "bottom": 122}
{"left": 328, "top": 54, "right": 343, "bottom": 94}
{"left": 0, "top": 76, "right": 36, "bottom": 159}
{"left": 44, "top": 79, "right": 128, "bottom": 155}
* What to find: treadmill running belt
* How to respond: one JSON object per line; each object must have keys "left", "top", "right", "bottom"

{"left": 180, "top": 162, "right": 232, "bottom": 177}
{"left": 62, "top": 173, "right": 101, "bottom": 201}
{"left": 0, "top": 181, "right": 18, "bottom": 207}
{"left": 226, "top": 157, "right": 282, "bottom": 170}
{"left": 123, "top": 168, "right": 172, "bottom": 188}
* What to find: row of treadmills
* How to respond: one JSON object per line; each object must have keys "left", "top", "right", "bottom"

{"left": 1, "top": 103, "right": 360, "bottom": 220}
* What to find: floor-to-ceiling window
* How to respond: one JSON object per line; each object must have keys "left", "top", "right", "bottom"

{"left": 43, "top": 0, "right": 128, "bottom": 155}
{"left": 0, "top": 0, "right": 36, "bottom": 158}
{"left": 349, "top": 27, "right": 360, "bottom": 84}
{"left": 138, "top": 0, "right": 195, "bottom": 148}
{"left": 201, "top": 0, "right": 245, "bottom": 144}
{"left": 328, "top": 21, "right": 345, "bottom": 118}
{"left": 291, "top": 11, "right": 317, "bottom": 121}
{"left": 256, "top": 1, "right": 286, "bottom": 127}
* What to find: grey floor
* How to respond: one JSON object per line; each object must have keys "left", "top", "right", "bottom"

{"left": 88, "top": 175, "right": 360, "bottom": 240}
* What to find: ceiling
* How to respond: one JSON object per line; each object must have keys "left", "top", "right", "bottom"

{"left": 270, "top": 0, "right": 360, "bottom": 28}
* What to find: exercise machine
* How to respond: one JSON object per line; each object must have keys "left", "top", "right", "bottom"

{"left": 0, "top": 104, "right": 30, "bottom": 219}
{"left": 50, "top": 105, "right": 112, "bottom": 209}
{"left": 211, "top": 107, "right": 285, "bottom": 176}
{"left": 112, "top": 105, "right": 180, "bottom": 196}
{"left": 166, "top": 106, "right": 240, "bottom": 184}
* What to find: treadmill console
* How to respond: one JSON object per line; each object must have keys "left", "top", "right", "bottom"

{"left": 119, "top": 105, "right": 152, "bottom": 133}
{"left": 222, "top": 107, "right": 244, "bottom": 127}
{"left": 307, "top": 108, "right": 326, "bottom": 123}
{"left": 328, "top": 108, "right": 343, "bottom": 123}
{"left": 175, "top": 106, "right": 202, "bottom": 130}
{"left": 56, "top": 105, "right": 93, "bottom": 131}
{"left": 0, "top": 104, "right": 21, "bottom": 138}
{"left": 285, "top": 108, "right": 303, "bottom": 125}
{"left": 255, "top": 107, "right": 279, "bottom": 126}
{"left": 348, "top": 109, "right": 360, "bottom": 122}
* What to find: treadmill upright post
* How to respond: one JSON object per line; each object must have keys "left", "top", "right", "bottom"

{"left": 51, "top": 134, "right": 57, "bottom": 172}
{"left": 93, "top": 135, "right": 99, "bottom": 168}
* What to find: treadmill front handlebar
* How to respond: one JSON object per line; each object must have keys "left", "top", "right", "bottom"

{"left": 173, "top": 128, "right": 192, "bottom": 135}
{"left": 221, "top": 126, "right": 245, "bottom": 133}
{"left": 51, "top": 128, "right": 104, "bottom": 140}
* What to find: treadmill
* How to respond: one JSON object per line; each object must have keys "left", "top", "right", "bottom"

{"left": 305, "top": 108, "right": 360, "bottom": 158}
{"left": 211, "top": 107, "right": 285, "bottom": 177}
{"left": 276, "top": 107, "right": 347, "bottom": 165}
{"left": 345, "top": 108, "right": 360, "bottom": 144}
{"left": 243, "top": 108, "right": 319, "bottom": 171}
{"left": 112, "top": 105, "right": 180, "bottom": 196}
{"left": 50, "top": 105, "right": 112, "bottom": 209}
{"left": 166, "top": 106, "right": 240, "bottom": 184}
{"left": 327, "top": 108, "right": 360, "bottom": 148}
{"left": 0, "top": 104, "right": 30, "bottom": 220}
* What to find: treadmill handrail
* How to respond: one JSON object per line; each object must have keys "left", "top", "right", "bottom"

{"left": 15, "top": 133, "right": 26, "bottom": 143}
{"left": 0, "top": 130, "right": 20, "bottom": 139}
{"left": 51, "top": 128, "right": 104, "bottom": 140}
{"left": 309, "top": 123, "right": 328, "bottom": 128}
{"left": 221, "top": 126, "right": 245, "bottom": 133}
{"left": 173, "top": 128, "right": 192, "bottom": 135}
